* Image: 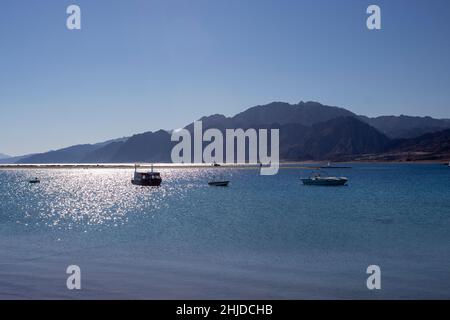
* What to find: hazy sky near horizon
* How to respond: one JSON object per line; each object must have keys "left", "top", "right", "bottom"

{"left": 1, "top": 0, "right": 450, "bottom": 155}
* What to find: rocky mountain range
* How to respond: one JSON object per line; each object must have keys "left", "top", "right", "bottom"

{"left": 4, "top": 101, "right": 450, "bottom": 164}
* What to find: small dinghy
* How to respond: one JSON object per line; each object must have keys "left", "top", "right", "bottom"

{"left": 29, "top": 177, "right": 40, "bottom": 184}
{"left": 208, "top": 181, "right": 229, "bottom": 187}
{"left": 301, "top": 172, "right": 348, "bottom": 186}
{"left": 320, "top": 162, "right": 352, "bottom": 169}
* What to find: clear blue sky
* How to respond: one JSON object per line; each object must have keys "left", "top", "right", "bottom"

{"left": 1, "top": 0, "right": 450, "bottom": 155}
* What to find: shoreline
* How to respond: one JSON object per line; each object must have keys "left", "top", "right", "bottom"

{"left": 0, "top": 160, "right": 448, "bottom": 170}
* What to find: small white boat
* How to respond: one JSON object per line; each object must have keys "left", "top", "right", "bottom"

{"left": 208, "top": 172, "right": 229, "bottom": 186}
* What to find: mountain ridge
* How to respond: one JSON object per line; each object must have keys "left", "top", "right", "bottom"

{"left": 11, "top": 101, "right": 450, "bottom": 164}
{"left": 358, "top": 114, "right": 450, "bottom": 139}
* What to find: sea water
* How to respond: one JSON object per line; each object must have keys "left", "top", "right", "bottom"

{"left": 0, "top": 164, "right": 449, "bottom": 299}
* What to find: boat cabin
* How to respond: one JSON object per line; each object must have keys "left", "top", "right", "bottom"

{"left": 131, "top": 164, "right": 162, "bottom": 186}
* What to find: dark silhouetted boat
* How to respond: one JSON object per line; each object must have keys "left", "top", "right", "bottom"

{"left": 29, "top": 177, "right": 40, "bottom": 184}
{"left": 131, "top": 164, "right": 162, "bottom": 187}
{"left": 301, "top": 172, "right": 348, "bottom": 186}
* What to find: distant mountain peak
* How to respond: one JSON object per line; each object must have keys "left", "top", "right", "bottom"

{"left": 198, "top": 114, "right": 227, "bottom": 121}
{"left": 231, "top": 100, "right": 355, "bottom": 127}
{"left": 298, "top": 100, "right": 322, "bottom": 105}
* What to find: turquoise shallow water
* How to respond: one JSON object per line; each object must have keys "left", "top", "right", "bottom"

{"left": 0, "top": 164, "right": 449, "bottom": 299}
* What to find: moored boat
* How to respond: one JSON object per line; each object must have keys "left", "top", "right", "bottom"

{"left": 301, "top": 172, "right": 348, "bottom": 186}
{"left": 131, "top": 164, "right": 162, "bottom": 187}
{"left": 320, "top": 161, "right": 352, "bottom": 169}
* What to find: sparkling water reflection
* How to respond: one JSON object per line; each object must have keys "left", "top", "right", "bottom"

{"left": 0, "top": 164, "right": 449, "bottom": 299}
{"left": 1, "top": 169, "right": 220, "bottom": 229}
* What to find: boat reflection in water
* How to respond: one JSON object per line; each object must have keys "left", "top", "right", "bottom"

{"left": 131, "top": 164, "right": 162, "bottom": 187}
{"left": 208, "top": 180, "right": 229, "bottom": 187}
{"left": 29, "top": 177, "right": 40, "bottom": 184}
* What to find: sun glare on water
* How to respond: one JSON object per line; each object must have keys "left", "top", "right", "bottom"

{"left": 2, "top": 168, "right": 206, "bottom": 230}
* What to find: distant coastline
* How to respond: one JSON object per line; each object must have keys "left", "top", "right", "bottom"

{"left": 0, "top": 160, "right": 447, "bottom": 170}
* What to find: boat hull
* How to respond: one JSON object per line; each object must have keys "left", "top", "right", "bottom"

{"left": 301, "top": 178, "right": 348, "bottom": 186}
{"left": 131, "top": 179, "right": 162, "bottom": 187}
